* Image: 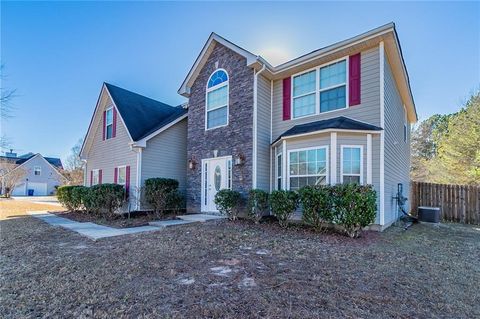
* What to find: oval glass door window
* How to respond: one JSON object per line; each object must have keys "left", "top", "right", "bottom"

{"left": 214, "top": 165, "right": 222, "bottom": 191}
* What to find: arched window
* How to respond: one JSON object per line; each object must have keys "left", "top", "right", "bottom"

{"left": 206, "top": 69, "right": 229, "bottom": 129}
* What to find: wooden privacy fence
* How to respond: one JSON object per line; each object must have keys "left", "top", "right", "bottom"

{"left": 410, "top": 181, "right": 480, "bottom": 225}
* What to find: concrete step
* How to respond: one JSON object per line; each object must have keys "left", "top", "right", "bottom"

{"left": 176, "top": 214, "right": 226, "bottom": 222}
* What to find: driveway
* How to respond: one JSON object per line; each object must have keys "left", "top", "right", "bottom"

{"left": 11, "top": 195, "right": 61, "bottom": 206}
{"left": 1, "top": 210, "right": 478, "bottom": 318}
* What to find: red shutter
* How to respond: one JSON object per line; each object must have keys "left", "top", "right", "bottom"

{"left": 112, "top": 108, "right": 117, "bottom": 138}
{"left": 114, "top": 167, "right": 118, "bottom": 184}
{"left": 98, "top": 169, "right": 102, "bottom": 184}
{"left": 282, "top": 77, "right": 291, "bottom": 120}
{"left": 90, "top": 170, "right": 93, "bottom": 186}
{"left": 102, "top": 111, "right": 106, "bottom": 140}
{"left": 125, "top": 166, "right": 130, "bottom": 197}
{"left": 349, "top": 53, "right": 361, "bottom": 106}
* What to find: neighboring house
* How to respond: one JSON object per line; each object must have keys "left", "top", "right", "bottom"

{"left": 79, "top": 83, "right": 187, "bottom": 209}
{"left": 179, "top": 22, "right": 416, "bottom": 230}
{"left": 82, "top": 22, "right": 416, "bottom": 230}
{"left": 0, "top": 153, "right": 64, "bottom": 196}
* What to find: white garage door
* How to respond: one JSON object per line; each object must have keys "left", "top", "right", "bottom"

{"left": 28, "top": 182, "right": 48, "bottom": 196}
{"left": 12, "top": 182, "right": 47, "bottom": 196}
{"left": 12, "top": 183, "right": 26, "bottom": 196}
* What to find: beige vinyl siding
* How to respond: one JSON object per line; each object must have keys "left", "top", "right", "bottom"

{"left": 271, "top": 46, "right": 381, "bottom": 141}
{"left": 255, "top": 74, "right": 271, "bottom": 191}
{"left": 383, "top": 55, "right": 411, "bottom": 224}
{"left": 337, "top": 133, "right": 381, "bottom": 224}
{"left": 84, "top": 90, "right": 137, "bottom": 190}
{"left": 141, "top": 118, "right": 188, "bottom": 191}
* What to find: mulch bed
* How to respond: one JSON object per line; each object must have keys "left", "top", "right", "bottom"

{"left": 1, "top": 215, "right": 478, "bottom": 318}
{"left": 54, "top": 210, "right": 179, "bottom": 228}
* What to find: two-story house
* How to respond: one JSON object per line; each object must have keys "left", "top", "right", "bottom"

{"left": 179, "top": 22, "right": 416, "bottom": 230}
{"left": 0, "top": 152, "right": 64, "bottom": 196}
{"left": 82, "top": 23, "right": 416, "bottom": 229}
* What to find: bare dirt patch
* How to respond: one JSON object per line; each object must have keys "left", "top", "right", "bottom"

{"left": 0, "top": 199, "right": 63, "bottom": 220}
{"left": 1, "top": 216, "right": 478, "bottom": 318}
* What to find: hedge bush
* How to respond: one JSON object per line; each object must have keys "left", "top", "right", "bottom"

{"left": 247, "top": 189, "right": 269, "bottom": 223}
{"left": 89, "top": 184, "right": 126, "bottom": 218}
{"left": 71, "top": 186, "right": 89, "bottom": 211}
{"left": 214, "top": 189, "right": 242, "bottom": 220}
{"left": 144, "top": 178, "right": 181, "bottom": 216}
{"left": 299, "top": 185, "right": 335, "bottom": 232}
{"left": 269, "top": 190, "right": 299, "bottom": 228}
{"left": 331, "top": 184, "right": 377, "bottom": 238}
{"left": 57, "top": 185, "right": 83, "bottom": 211}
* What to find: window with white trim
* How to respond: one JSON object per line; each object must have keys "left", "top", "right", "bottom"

{"left": 206, "top": 69, "right": 228, "bottom": 129}
{"left": 292, "top": 59, "right": 348, "bottom": 119}
{"left": 341, "top": 146, "right": 363, "bottom": 184}
{"left": 403, "top": 110, "right": 408, "bottom": 143}
{"left": 105, "top": 107, "right": 113, "bottom": 139}
{"left": 276, "top": 153, "right": 282, "bottom": 190}
{"left": 117, "top": 166, "right": 126, "bottom": 186}
{"left": 92, "top": 169, "right": 100, "bottom": 186}
{"left": 320, "top": 60, "right": 347, "bottom": 112}
{"left": 292, "top": 70, "right": 316, "bottom": 118}
{"left": 288, "top": 147, "right": 328, "bottom": 191}
{"left": 34, "top": 166, "right": 41, "bottom": 176}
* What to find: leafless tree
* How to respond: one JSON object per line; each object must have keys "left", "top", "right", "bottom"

{"left": 0, "top": 158, "right": 27, "bottom": 198}
{"left": 1, "top": 64, "right": 17, "bottom": 150}
{"left": 63, "top": 138, "right": 85, "bottom": 185}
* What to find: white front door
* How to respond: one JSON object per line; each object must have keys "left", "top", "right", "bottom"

{"left": 202, "top": 157, "right": 230, "bottom": 212}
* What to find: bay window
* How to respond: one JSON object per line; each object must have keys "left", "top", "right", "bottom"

{"left": 341, "top": 146, "right": 363, "bottom": 184}
{"left": 276, "top": 153, "right": 282, "bottom": 190}
{"left": 288, "top": 147, "right": 328, "bottom": 191}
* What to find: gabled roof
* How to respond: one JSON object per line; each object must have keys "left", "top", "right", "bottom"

{"left": 0, "top": 153, "right": 63, "bottom": 168}
{"left": 178, "top": 32, "right": 262, "bottom": 97}
{"left": 0, "top": 153, "right": 65, "bottom": 179}
{"left": 80, "top": 83, "right": 187, "bottom": 158}
{"left": 272, "top": 116, "right": 383, "bottom": 144}
{"left": 105, "top": 83, "right": 187, "bottom": 141}
{"left": 179, "top": 23, "right": 417, "bottom": 122}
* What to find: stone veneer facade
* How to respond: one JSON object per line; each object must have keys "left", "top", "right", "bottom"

{"left": 186, "top": 43, "right": 254, "bottom": 213}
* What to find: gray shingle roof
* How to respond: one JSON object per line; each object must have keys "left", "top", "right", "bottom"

{"left": 272, "top": 116, "right": 383, "bottom": 144}
{"left": 105, "top": 83, "right": 187, "bottom": 141}
{"left": 0, "top": 154, "right": 63, "bottom": 169}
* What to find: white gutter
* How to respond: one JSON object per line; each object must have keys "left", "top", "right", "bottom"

{"left": 252, "top": 63, "right": 267, "bottom": 189}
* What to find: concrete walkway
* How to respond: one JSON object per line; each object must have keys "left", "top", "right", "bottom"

{"left": 27, "top": 211, "right": 225, "bottom": 240}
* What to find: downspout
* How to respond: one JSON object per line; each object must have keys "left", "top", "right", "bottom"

{"left": 82, "top": 159, "right": 87, "bottom": 186}
{"left": 252, "top": 63, "right": 267, "bottom": 189}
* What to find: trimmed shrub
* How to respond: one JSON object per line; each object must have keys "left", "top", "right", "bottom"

{"left": 299, "top": 185, "right": 335, "bottom": 231}
{"left": 57, "top": 185, "right": 83, "bottom": 211}
{"left": 331, "top": 184, "right": 377, "bottom": 238}
{"left": 247, "top": 189, "right": 269, "bottom": 223}
{"left": 214, "top": 189, "right": 242, "bottom": 220}
{"left": 269, "top": 190, "right": 299, "bottom": 228}
{"left": 144, "top": 178, "right": 180, "bottom": 216}
{"left": 71, "top": 186, "right": 90, "bottom": 211}
{"left": 78, "top": 187, "right": 97, "bottom": 214}
{"left": 90, "top": 184, "right": 126, "bottom": 218}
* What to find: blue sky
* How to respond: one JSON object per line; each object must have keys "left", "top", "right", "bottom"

{"left": 1, "top": 1, "right": 479, "bottom": 161}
